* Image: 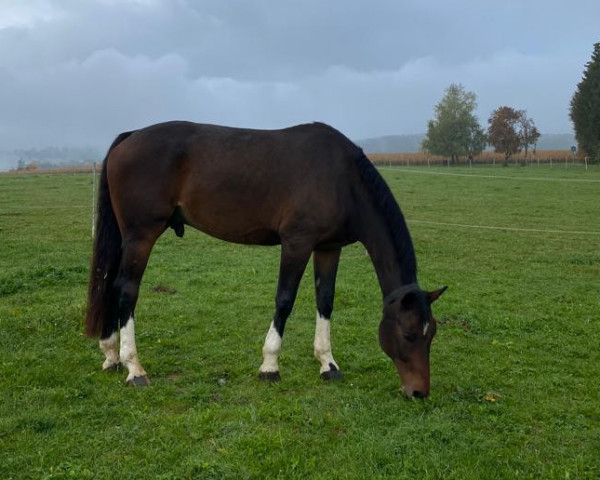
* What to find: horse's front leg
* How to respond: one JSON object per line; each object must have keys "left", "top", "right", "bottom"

{"left": 313, "top": 248, "right": 342, "bottom": 380}
{"left": 259, "top": 242, "right": 312, "bottom": 381}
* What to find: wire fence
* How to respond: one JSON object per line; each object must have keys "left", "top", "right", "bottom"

{"left": 2, "top": 160, "right": 599, "bottom": 239}
{"left": 1, "top": 151, "right": 598, "bottom": 174}
{"left": 377, "top": 167, "right": 600, "bottom": 183}
{"left": 407, "top": 219, "right": 600, "bottom": 237}
{"left": 368, "top": 152, "right": 598, "bottom": 170}
{"left": 380, "top": 163, "right": 600, "bottom": 236}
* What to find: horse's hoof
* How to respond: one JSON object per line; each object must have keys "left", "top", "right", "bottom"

{"left": 126, "top": 375, "right": 150, "bottom": 387}
{"left": 103, "top": 362, "right": 122, "bottom": 372}
{"left": 321, "top": 369, "right": 343, "bottom": 381}
{"left": 259, "top": 371, "right": 281, "bottom": 382}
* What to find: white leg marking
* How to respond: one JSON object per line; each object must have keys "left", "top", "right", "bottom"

{"left": 259, "top": 321, "right": 282, "bottom": 373}
{"left": 119, "top": 317, "right": 147, "bottom": 381}
{"left": 314, "top": 313, "right": 339, "bottom": 374}
{"left": 99, "top": 332, "right": 119, "bottom": 370}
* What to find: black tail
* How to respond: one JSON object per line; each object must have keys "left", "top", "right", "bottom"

{"left": 84, "top": 131, "right": 134, "bottom": 337}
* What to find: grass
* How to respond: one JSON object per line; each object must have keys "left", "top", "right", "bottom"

{"left": 0, "top": 166, "right": 599, "bottom": 479}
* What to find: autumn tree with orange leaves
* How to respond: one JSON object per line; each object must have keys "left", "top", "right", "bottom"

{"left": 487, "top": 107, "right": 540, "bottom": 164}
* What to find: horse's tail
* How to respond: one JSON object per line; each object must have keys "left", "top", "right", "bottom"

{"left": 84, "top": 131, "right": 134, "bottom": 338}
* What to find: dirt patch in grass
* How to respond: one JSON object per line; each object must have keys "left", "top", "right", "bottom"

{"left": 150, "top": 285, "right": 178, "bottom": 295}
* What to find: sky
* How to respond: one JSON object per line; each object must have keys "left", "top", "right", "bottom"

{"left": 0, "top": 0, "right": 598, "bottom": 153}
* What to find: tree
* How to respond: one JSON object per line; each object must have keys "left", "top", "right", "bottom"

{"left": 487, "top": 107, "right": 540, "bottom": 164}
{"left": 570, "top": 42, "right": 600, "bottom": 160}
{"left": 519, "top": 115, "right": 540, "bottom": 158}
{"left": 421, "top": 84, "right": 487, "bottom": 164}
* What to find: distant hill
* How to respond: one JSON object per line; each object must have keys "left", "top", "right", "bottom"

{"left": 0, "top": 146, "right": 103, "bottom": 171}
{"left": 356, "top": 133, "right": 577, "bottom": 153}
{"left": 356, "top": 134, "right": 425, "bottom": 153}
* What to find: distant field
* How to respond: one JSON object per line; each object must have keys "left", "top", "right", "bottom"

{"left": 0, "top": 166, "right": 599, "bottom": 479}
{"left": 369, "top": 150, "right": 587, "bottom": 167}
{"left": 2, "top": 149, "right": 590, "bottom": 174}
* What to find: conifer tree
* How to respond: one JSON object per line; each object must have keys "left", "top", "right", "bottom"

{"left": 570, "top": 43, "right": 600, "bottom": 160}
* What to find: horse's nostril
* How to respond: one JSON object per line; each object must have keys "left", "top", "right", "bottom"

{"left": 412, "top": 390, "right": 426, "bottom": 399}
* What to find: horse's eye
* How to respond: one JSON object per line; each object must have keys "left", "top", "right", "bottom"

{"left": 403, "top": 331, "right": 417, "bottom": 342}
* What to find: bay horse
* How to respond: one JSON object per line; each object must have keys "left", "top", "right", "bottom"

{"left": 85, "top": 121, "right": 446, "bottom": 398}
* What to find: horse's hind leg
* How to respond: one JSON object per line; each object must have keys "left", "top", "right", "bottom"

{"left": 313, "top": 248, "right": 342, "bottom": 380}
{"left": 113, "top": 231, "right": 161, "bottom": 386}
{"left": 99, "top": 286, "right": 121, "bottom": 372}
{"left": 259, "top": 242, "right": 312, "bottom": 381}
{"left": 99, "top": 331, "right": 121, "bottom": 371}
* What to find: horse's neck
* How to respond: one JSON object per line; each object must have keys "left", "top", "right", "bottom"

{"left": 358, "top": 205, "right": 417, "bottom": 297}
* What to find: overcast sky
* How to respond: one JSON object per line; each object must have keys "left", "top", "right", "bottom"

{"left": 0, "top": 0, "right": 598, "bottom": 151}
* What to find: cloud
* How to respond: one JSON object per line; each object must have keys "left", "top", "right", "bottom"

{"left": 0, "top": 0, "right": 597, "bottom": 154}
{"left": 0, "top": 0, "right": 64, "bottom": 29}
{"left": 0, "top": 47, "right": 586, "bottom": 151}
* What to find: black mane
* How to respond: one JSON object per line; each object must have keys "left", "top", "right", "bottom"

{"left": 353, "top": 152, "right": 417, "bottom": 283}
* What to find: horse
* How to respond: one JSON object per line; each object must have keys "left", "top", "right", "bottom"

{"left": 85, "top": 121, "right": 446, "bottom": 398}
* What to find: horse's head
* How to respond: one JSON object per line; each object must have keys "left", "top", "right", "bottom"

{"left": 379, "top": 285, "right": 447, "bottom": 399}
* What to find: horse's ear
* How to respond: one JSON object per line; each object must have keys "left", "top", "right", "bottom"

{"left": 427, "top": 286, "right": 448, "bottom": 304}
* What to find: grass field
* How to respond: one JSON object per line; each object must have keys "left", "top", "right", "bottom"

{"left": 1, "top": 166, "right": 599, "bottom": 479}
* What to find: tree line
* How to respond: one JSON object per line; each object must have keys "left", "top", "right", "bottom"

{"left": 422, "top": 43, "right": 600, "bottom": 165}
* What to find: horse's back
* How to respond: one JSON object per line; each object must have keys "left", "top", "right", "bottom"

{"left": 106, "top": 121, "right": 361, "bottom": 246}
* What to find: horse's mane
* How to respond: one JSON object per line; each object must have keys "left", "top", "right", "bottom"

{"left": 352, "top": 152, "right": 418, "bottom": 283}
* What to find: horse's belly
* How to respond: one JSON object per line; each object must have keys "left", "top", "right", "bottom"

{"left": 202, "top": 226, "right": 281, "bottom": 246}
{"left": 180, "top": 204, "right": 281, "bottom": 246}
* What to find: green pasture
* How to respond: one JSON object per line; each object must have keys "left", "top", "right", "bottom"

{"left": 0, "top": 166, "right": 599, "bottom": 479}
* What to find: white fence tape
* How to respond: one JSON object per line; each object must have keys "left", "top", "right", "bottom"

{"left": 408, "top": 219, "right": 600, "bottom": 236}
